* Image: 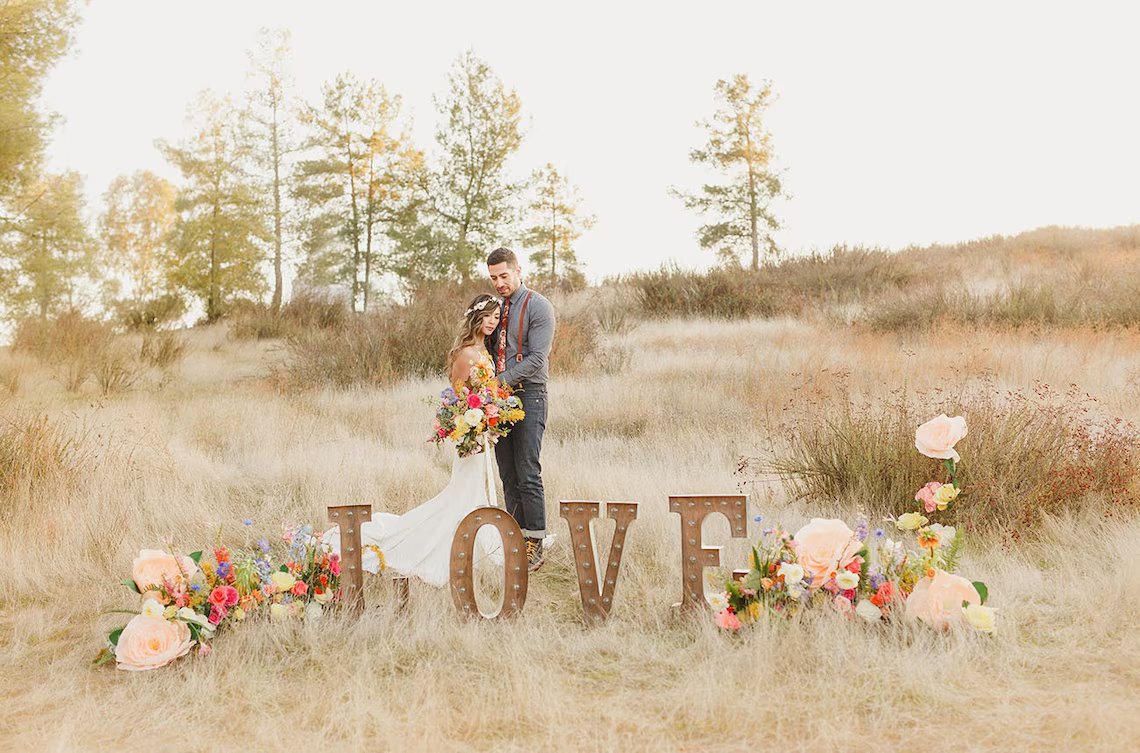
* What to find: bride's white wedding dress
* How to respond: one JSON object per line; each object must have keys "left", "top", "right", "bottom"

{"left": 323, "top": 351, "right": 507, "bottom": 587}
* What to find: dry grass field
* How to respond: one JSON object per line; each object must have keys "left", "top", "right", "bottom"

{"left": 3, "top": 252, "right": 1140, "bottom": 750}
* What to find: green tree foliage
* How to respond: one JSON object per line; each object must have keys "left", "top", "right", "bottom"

{"left": 158, "top": 93, "right": 268, "bottom": 322}
{"left": 99, "top": 170, "right": 177, "bottom": 302}
{"left": 522, "top": 163, "right": 593, "bottom": 288}
{"left": 425, "top": 51, "right": 523, "bottom": 280}
{"left": 0, "top": 170, "right": 94, "bottom": 317}
{"left": 0, "top": 0, "right": 80, "bottom": 199}
{"left": 245, "top": 27, "right": 298, "bottom": 313}
{"left": 673, "top": 74, "right": 786, "bottom": 270}
{"left": 295, "top": 73, "right": 420, "bottom": 311}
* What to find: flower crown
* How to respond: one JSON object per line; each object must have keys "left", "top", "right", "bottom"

{"left": 465, "top": 297, "right": 501, "bottom": 317}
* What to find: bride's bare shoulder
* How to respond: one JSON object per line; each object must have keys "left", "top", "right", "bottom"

{"left": 450, "top": 345, "right": 481, "bottom": 369}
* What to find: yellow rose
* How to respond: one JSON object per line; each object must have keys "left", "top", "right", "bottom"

{"left": 271, "top": 571, "right": 296, "bottom": 592}
{"left": 934, "top": 484, "right": 960, "bottom": 510}
{"left": 896, "top": 512, "right": 929, "bottom": 531}
{"left": 962, "top": 603, "right": 996, "bottom": 633}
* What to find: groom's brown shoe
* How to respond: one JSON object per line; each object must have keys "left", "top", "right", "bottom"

{"left": 525, "top": 537, "right": 545, "bottom": 573}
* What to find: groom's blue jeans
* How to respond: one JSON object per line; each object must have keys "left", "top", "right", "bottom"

{"left": 495, "top": 383, "right": 547, "bottom": 539}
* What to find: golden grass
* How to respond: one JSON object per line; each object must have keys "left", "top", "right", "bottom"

{"left": 2, "top": 315, "right": 1140, "bottom": 751}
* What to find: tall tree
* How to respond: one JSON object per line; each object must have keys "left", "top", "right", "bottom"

{"left": 245, "top": 27, "right": 297, "bottom": 313}
{"left": 0, "top": 171, "right": 94, "bottom": 317}
{"left": 429, "top": 51, "right": 523, "bottom": 279}
{"left": 158, "top": 93, "right": 268, "bottom": 322}
{"left": 98, "top": 170, "right": 177, "bottom": 303}
{"left": 0, "top": 0, "right": 80, "bottom": 201}
{"left": 522, "top": 163, "right": 594, "bottom": 286}
{"left": 295, "top": 73, "right": 419, "bottom": 311}
{"left": 673, "top": 74, "right": 786, "bottom": 270}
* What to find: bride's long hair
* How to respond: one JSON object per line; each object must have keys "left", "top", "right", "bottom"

{"left": 447, "top": 294, "right": 501, "bottom": 368}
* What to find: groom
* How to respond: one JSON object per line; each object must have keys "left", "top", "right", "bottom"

{"left": 485, "top": 247, "right": 556, "bottom": 572}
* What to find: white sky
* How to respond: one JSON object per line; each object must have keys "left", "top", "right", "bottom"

{"left": 41, "top": 0, "right": 1140, "bottom": 282}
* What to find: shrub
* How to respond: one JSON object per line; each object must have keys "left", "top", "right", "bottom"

{"left": 743, "top": 371, "right": 1140, "bottom": 536}
{"left": 112, "top": 294, "right": 187, "bottom": 331}
{"left": 13, "top": 312, "right": 113, "bottom": 392}
{"left": 139, "top": 330, "right": 187, "bottom": 371}
{"left": 0, "top": 413, "right": 95, "bottom": 522}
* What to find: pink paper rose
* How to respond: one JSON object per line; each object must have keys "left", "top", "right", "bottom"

{"left": 467, "top": 394, "right": 483, "bottom": 409}
{"left": 915, "top": 414, "right": 968, "bottom": 462}
{"left": 792, "top": 519, "right": 862, "bottom": 587}
{"left": 714, "top": 609, "right": 742, "bottom": 631}
{"left": 114, "top": 614, "right": 193, "bottom": 671}
{"left": 915, "top": 481, "right": 942, "bottom": 513}
{"left": 905, "top": 569, "right": 981, "bottom": 628}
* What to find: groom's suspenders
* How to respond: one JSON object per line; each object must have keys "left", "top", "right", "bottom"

{"left": 515, "top": 292, "right": 533, "bottom": 363}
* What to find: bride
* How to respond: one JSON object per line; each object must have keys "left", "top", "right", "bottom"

{"left": 325, "top": 293, "right": 506, "bottom": 586}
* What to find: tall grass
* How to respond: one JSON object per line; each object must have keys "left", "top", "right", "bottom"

{"left": 749, "top": 371, "right": 1140, "bottom": 533}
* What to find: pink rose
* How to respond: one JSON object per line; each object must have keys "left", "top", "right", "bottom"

{"left": 223, "top": 586, "right": 239, "bottom": 607}
{"left": 132, "top": 549, "right": 197, "bottom": 592}
{"left": 467, "top": 394, "right": 483, "bottom": 409}
{"left": 792, "top": 519, "right": 862, "bottom": 587}
{"left": 114, "top": 615, "right": 193, "bottom": 671}
{"left": 833, "top": 595, "right": 854, "bottom": 616}
{"left": 291, "top": 581, "right": 308, "bottom": 597}
{"left": 484, "top": 404, "right": 499, "bottom": 418}
{"left": 208, "top": 605, "right": 227, "bottom": 625}
{"left": 208, "top": 587, "right": 229, "bottom": 608}
{"left": 330, "top": 560, "right": 341, "bottom": 576}
{"left": 715, "top": 609, "right": 742, "bottom": 631}
{"left": 905, "top": 569, "right": 981, "bottom": 628}
{"left": 915, "top": 481, "right": 942, "bottom": 513}
{"left": 915, "top": 414, "right": 968, "bottom": 462}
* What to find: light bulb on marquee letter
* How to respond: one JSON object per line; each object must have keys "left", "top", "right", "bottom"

{"left": 560, "top": 500, "right": 638, "bottom": 624}
{"left": 669, "top": 494, "right": 748, "bottom": 611}
{"left": 327, "top": 503, "right": 372, "bottom": 613}
{"left": 449, "top": 507, "right": 529, "bottom": 619}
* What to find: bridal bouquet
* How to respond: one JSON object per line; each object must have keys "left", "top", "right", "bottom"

{"left": 714, "top": 414, "right": 995, "bottom": 633}
{"left": 95, "top": 521, "right": 350, "bottom": 671}
{"left": 429, "top": 359, "right": 525, "bottom": 458}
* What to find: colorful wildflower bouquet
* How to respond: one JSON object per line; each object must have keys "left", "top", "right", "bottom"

{"left": 430, "top": 356, "right": 525, "bottom": 458}
{"left": 96, "top": 522, "right": 353, "bottom": 671}
{"left": 715, "top": 413, "right": 996, "bottom": 634}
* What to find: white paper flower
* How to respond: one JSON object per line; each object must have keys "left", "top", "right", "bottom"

{"left": 777, "top": 562, "right": 805, "bottom": 585}
{"left": 856, "top": 599, "right": 883, "bottom": 622}
{"left": 835, "top": 570, "right": 860, "bottom": 590}
{"left": 463, "top": 408, "right": 485, "bottom": 426}
{"left": 140, "top": 598, "right": 165, "bottom": 619}
{"left": 708, "top": 592, "right": 728, "bottom": 611}
{"left": 928, "top": 523, "right": 957, "bottom": 548}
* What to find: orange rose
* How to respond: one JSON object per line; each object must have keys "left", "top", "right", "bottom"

{"left": 905, "top": 569, "right": 981, "bottom": 629}
{"left": 132, "top": 549, "right": 198, "bottom": 592}
{"left": 792, "top": 519, "right": 862, "bottom": 587}
{"left": 114, "top": 614, "right": 193, "bottom": 671}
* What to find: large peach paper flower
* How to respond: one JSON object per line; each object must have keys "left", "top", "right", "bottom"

{"left": 915, "top": 414, "right": 968, "bottom": 462}
{"left": 114, "top": 614, "right": 193, "bottom": 671}
{"left": 904, "top": 569, "right": 981, "bottom": 629}
{"left": 132, "top": 549, "right": 198, "bottom": 592}
{"left": 792, "top": 519, "right": 862, "bottom": 587}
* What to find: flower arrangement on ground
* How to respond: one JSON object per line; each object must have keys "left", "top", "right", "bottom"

{"left": 715, "top": 413, "right": 996, "bottom": 633}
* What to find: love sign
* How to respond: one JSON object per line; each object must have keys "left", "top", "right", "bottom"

{"left": 328, "top": 492, "right": 748, "bottom": 622}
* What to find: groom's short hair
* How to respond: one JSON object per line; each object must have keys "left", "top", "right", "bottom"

{"left": 487, "top": 247, "right": 518, "bottom": 267}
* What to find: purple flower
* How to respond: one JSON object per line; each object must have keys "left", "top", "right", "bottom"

{"left": 257, "top": 538, "right": 270, "bottom": 553}
{"left": 855, "top": 519, "right": 869, "bottom": 541}
{"left": 874, "top": 528, "right": 885, "bottom": 538}
{"left": 753, "top": 515, "right": 764, "bottom": 524}
{"left": 869, "top": 574, "right": 886, "bottom": 590}
{"left": 242, "top": 518, "right": 253, "bottom": 526}
{"left": 216, "top": 561, "right": 231, "bottom": 578}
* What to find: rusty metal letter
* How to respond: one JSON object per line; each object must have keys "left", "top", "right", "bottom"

{"left": 327, "top": 503, "right": 372, "bottom": 613}
{"left": 669, "top": 494, "right": 748, "bottom": 611}
{"left": 560, "top": 501, "right": 638, "bottom": 625}
{"left": 450, "top": 507, "right": 528, "bottom": 619}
